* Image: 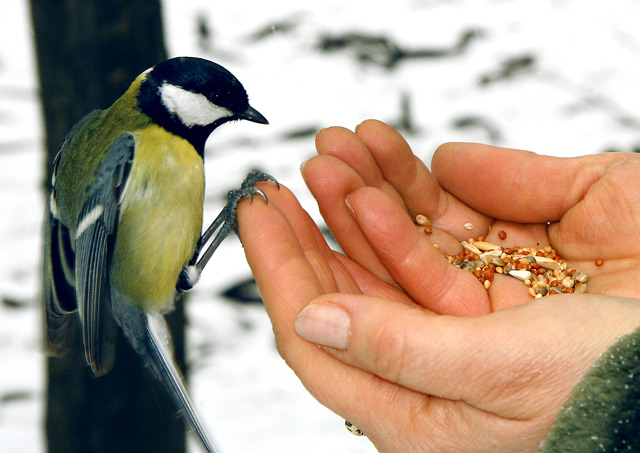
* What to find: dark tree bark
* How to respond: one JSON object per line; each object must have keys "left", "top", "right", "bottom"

{"left": 30, "top": 2, "right": 189, "bottom": 452}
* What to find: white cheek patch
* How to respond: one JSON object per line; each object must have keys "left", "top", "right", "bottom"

{"left": 160, "top": 83, "right": 233, "bottom": 127}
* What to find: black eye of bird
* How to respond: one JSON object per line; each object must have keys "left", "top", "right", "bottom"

{"left": 209, "top": 89, "right": 233, "bottom": 105}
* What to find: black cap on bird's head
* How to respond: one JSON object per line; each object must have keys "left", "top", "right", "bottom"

{"left": 137, "top": 56, "right": 267, "bottom": 154}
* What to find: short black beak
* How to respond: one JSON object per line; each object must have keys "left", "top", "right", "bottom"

{"left": 237, "top": 105, "right": 269, "bottom": 125}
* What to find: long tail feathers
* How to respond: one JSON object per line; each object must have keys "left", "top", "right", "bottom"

{"left": 112, "top": 294, "right": 217, "bottom": 453}
{"left": 145, "top": 314, "right": 217, "bottom": 453}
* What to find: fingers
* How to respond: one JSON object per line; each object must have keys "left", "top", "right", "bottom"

{"left": 309, "top": 122, "right": 505, "bottom": 314}
{"left": 237, "top": 183, "right": 430, "bottom": 443}
{"left": 432, "top": 143, "right": 640, "bottom": 264}
{"left": 354, "top": 120, "right": 493, "bottom": 239}
{"left": 238, "top": 184, "right": 537, "bottom": 449}
{"left": 239, "top": 183, "right": 362, "bottom": 328}
{"left": 301, "top": 154, "right": 396, "bottom": 284}
{"left": 314, "top": 126, "right": 386, "bottom": 195}
{"left": 237, "top": 184, "right": 326, "bottom": 328}
{"left": 346, "top": 186, "right": 491, "bottom": 316}
{"left": 313, "top": 121, "right": 493, "bottom": 244}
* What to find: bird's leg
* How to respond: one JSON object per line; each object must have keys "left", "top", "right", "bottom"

{"left": 176, "top": 170, "right": 278, "bottom": 292}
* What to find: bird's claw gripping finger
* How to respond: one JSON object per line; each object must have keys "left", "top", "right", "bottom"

{"left": 176, "top": 171, "right": 279, "bottom": 293}
{"left": 224, "top": 170, "right": 279, "bottom": 236}
{"left": 240, "top": 170, "right": 280, "bottom": 193}
{"left": 228, "top": 170, "right": 279, "bottom": 233}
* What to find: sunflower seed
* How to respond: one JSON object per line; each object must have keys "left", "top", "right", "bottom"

{"left": 508, "top": 270, "right": 533, "bottom": 281}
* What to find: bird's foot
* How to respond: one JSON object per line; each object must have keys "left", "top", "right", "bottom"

{"left": 176, "top": 171, "right": 279, "bottom": 293}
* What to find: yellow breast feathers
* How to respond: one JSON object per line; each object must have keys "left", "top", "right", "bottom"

{"left": 111, "top": 126, "right": 204, "bottom": 312}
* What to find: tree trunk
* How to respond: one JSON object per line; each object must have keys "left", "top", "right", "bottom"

{"left": 30, "top": 1, "right": 188, "bottom": 452}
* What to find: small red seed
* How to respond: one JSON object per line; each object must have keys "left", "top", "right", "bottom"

{"left": 595, "top": 258, "right": 604, "bottom": 266}
{"left": 498, "top": 230, "right": 507, "bottom": 240}
{"left": 424, "top": 227, "right": 433, "bottom": 234}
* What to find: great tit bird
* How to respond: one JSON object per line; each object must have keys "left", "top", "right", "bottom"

{"left": 43, "top": 56, "right": 273, "bottom": 453}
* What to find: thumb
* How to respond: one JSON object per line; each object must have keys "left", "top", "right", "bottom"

{"left": 294, "top": 293, "right": 635, "bottom": 420}
{"left": 431, "top": 143, "right": 615, "bottom": 223}
{"left": 295, "top": 294, "right": 490, "bottom": 407}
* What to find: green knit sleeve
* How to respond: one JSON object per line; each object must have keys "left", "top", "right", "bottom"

{"left": 542, "top": 325, "right": 640, "bottom": 452}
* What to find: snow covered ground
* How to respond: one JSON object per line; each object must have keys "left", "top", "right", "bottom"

{"left": 1, "top": 0, "right": 640, "bottom": 451}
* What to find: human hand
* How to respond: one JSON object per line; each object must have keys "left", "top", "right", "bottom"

{"left": 237, "top": 120, "right": 640, "bottom": 451}
{"left": 307, "top": 120, "right": 640, "bottom": 313}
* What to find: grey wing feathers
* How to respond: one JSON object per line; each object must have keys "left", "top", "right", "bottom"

{"left": 43, "top": 147, "right": 80, "bottom": 356}
{"left": 75, "top": 133, "right": 135, "bottom": 375}
{"left": 43, "top": 209, "right": 79, "bottom": 356}
{"left": 74, "top": 206, "right": 118, "bottom": 376}
{"left": 43, "top": 133, "right": 135, "bottom": 377}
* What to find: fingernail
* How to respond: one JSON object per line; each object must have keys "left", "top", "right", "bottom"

{"left": 300, "top": 159, "right": 310, "bottom": 186}
{"left": 295, "top": 304, "right": 351, "bottom": 350}
{"left": 344, "top": 193, "right": 355, "bottom": 216}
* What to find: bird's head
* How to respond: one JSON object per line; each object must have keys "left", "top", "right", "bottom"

{"left": 137, "top": 56, "right": 267, "bottom": 154}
